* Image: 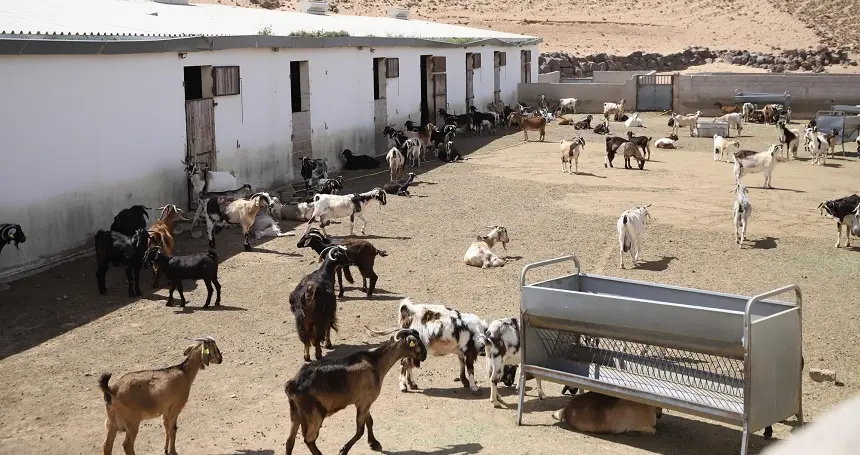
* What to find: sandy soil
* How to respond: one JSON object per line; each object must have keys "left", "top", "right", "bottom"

{"left": 1, "top": 113, "right": 859, "bottom": 455}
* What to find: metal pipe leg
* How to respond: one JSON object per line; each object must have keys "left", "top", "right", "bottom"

{"left": 740, "top": 421, "right": 750, "bottom": 455}
{"left": 515, "top": 367, "right": 526, "bottom": 425}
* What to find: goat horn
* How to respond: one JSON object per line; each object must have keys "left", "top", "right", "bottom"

{"left": 644, "top": 204, "right": 652, "bottom": 208}
{"left": 155, "top": 205, "right": 168, "bottom": 211}
{"left": 364, "top": 325, "right": 401, "bottom": 337}
{"left": 394, "top": 329, "right": 415, "bottom": 341}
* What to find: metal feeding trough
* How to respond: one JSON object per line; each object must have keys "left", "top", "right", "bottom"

{"left": 734, "top": 90, "right": 792, "bottom": 122}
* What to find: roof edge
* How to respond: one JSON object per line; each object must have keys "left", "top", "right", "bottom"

{"left": 0, "top": 34, "right": 542, "bottom": 55}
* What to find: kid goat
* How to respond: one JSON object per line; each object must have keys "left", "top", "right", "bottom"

{"left": 617, "top": 204, "right": 652, "bottom": 269}
{"left": 732, "top": 184, "right": 753, "bottom": 247}
{"left": 303, "top": 188, "right": 387, "bottom": 237}
{"left": 560, "top": 136, "right": 585, "bottom": 174}
{"left": 143, "top": 246, "right": 221, "bottom": 308}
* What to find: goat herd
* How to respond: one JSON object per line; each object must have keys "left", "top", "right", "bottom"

{"left": 3, "top": 96, "right": 860, "bottom": 455}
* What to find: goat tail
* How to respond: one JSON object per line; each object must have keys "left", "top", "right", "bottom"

{"left": 376, "top": 249, "right": 388, "bottom": 257}
{"left": 99, "top": 373, "right": 113, "bottom": 404}
{"left": 207, "top": 249, "right": 219, "bottom": 262}
{"left": 342, "top": 266, "right": 355, "bottom": 284}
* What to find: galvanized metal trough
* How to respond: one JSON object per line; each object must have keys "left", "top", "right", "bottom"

{"left": 734, "top": 90, "right": 793, "bottom": 122}
{"left": 516, "top": 255, "right": 803, "bottom": 455}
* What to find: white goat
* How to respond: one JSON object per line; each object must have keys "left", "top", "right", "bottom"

{"left": 250, "top": 209, "right": 294, "bottom": 240}
{"left": 205, "top": 192, "right": 272, "bottom": 251}
{"left": 559, "top": 97, "right": 578, "bottom": 115}
{"left": 804, "top": 128, "right": 829, "bottom": 166}
{"left": 303, "top": 188, "right": 387, "bottom": 237}
{"left": 742, "top": 102, "right": 756, "bottom": 122}
{"left": 404, "top": 138, "right": 422, "bottom": 168}
{"left": 732, "top": 184, "right": 753, "bottom": 247}
{"left": 624, "top": 112, "right": 644, "bottom": 128}
{"left": 603, "top": 99, "right": 627, "bottom": 121}
{"left": 560, "top": 136, "right": 585, "bottom": 174}
{"left": 483, "top": 317, "right": 545, "bottom": 408}
{"left": 671, "top": 111, "right": 701, "bottom": 136}
{"left": 714, "top": 112, "right": 744, "bottom": 137}
{"left": 182, "top": 160, "right": 239, "bottom": 227}
{"left": 653, "top": 137, "right": 677, "bottom": 149}
{"left": 464, "top": 226, "right": 509, "bottom": 268}
{"left": 385, "top": 146, "right": 406, "bottom": 181}
{"left": 713, "top": 134, "right": 740, "bottom": 162}
{"left": 617, "top": 204, "right": 652, "bottom": 269}
{"left": 732, "top": 144, "right": 782, "bottom": 189}
{"left": 269, "top": 197, "right": 314, "bottom": 222}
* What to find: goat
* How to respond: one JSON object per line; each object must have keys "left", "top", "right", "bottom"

{"left": 616, "top": 113, "right": 630, "bottom": 122}
{"left": 478, "top": 119, "right": 496, "bottom": 136}
{"left": 316, "top": 176, "right": 344, "bottom": 195}
{"left": 464, "top": 225, "right": 509, "bottom": 268}
{"left": 556, "top": 114, "right": 576, "bottom": 126}
{"left": 818, "top": 194, "right": 860, "bottom": 248}
{"left": 593, "top": 120, "right": 610, "bottom": 135}
{"left": 560, "top": 137, "right": 585, "bottom": 175}
{"left": 654, "top": 137, "right": 677, "bottom": 149}
{"left": 368, "top": 298, "right": 488, "bottom": 394}
{"left": 621, "top": 142, "right": 646, "bottom": 170}
{"left": 290, "top": 246, "right": 352, "bottom": 361}
{"left": 284, "top": 329, "right": 426, "bottom": 455}
{"left": 732, "top": 145, "right": 782, "bottom": 189}
{"left": 95, "top": 228, "right": 149, "bottom": 297}
{"left": 603, "top": 99, "right": 627, "bottom": 121}
{"left": 714, "top": 101, "right": 742, "bottom": 115}
{"left": 558, "top": 97, "right": 578, "bottom": 115}
{"left": 385, "top": 146, "right": 406, "bottom": 180}
{"left": 732, "top": 184, "right": 753, "bottom": 247}
{"left": 99, "top": 337, "right": 222, "bottom": 455}
{"left": 191, "top": 184, "right": 254, "bottom": 230}
{"left": 143, "top": 246, "right": 221, "bottom": 308}
{"left": 403, "top": 123, "right": 433, "bottom": 163}
{"left": 742, "top": 102, "right": 756, "bottom": 122}
{"left": 777, "top": 120, "right": 801, "bottom": 160}
{"left": 714, "top": 112, "right": 744, "bottom": 137}
{"left": 670, "top": 111, "right": 702, "bottom": 136}
{"left": 303, "top": 188, "right": 387, "bottom": 237}
{"left": 552, "top": 392, "right": 662, "bottom": 435}
{"left": 300, "top": 157, "right": 329, "bottom": 197}
{"left": 147, "top": 204, "right": 190, "bottom": 288}
{"left": 804, "top": 127, "right": 829, "bottom": 166}
{"left": 469, "top": 106, "right": 497, "bottom": 134}
{"left": 181, "top": 159, "right": 239, "bottom": 226}
{"left": 624, "top": 112, "right": 644, "bottom": 128}
{"left": 626, "top": 131, "right": 652, "bottom": 160}
{"left": 0, "top": 224, "right": 26, "bottom": 257}
{"left": 439, "top": 140, "right": 464, "bottom": 162}
{"left": 270, "top": 197, "right": 315, "bottom": 222}
{"left": 713, "top": 134, "right": 740, "bottom": 162}
{"left": 383, "top": 172, "right": 417, "bottom": 197}
{"left": 250, "top": 208, "right": 293, "bottom": 240}
{"left": 617, "top": 205, "right": 652, "bottom": 269}
{"left": 341, "top": 149, "right": 381, "bottom": 170}
{"left": 429, "top": 124, "right": 457, "bottom": 155}
{"left": 823, "top": 128, "right": 840, "bottom": 158}
{"left": 604, "top": 136, "right": 629, "bottom": 168}
{"left": 110, "top": 205, "right": 151, "bottom": 237}
{"left": 296, "top": 228, "right": 388, "bottom": 298}
{"left": 483, "top": 317, "right": 546, "bottom": 408}
{"left": 205, "top": 192, "right": 272, "bottom": 251}
{"left": 763, "top": 104, "right": 775, "bottom": 124}
{"left": 508, "top": 112, "right": 546, "bottom": 142}
{"left": 438, "top": 108, "right": 472, "bottom": 136}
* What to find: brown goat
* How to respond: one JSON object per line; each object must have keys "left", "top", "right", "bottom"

{"left": 508, "top": 112, "right": 546, "bottom": 142}
{"left": 552, "top": 392, "right": 662, "bottom": 435}
{"left": 147, "top": 204, "right": 189, "bottom": 287}
{"left": 763, "top": 104, "right": 775, "bottom": 124}
{"left": 621, "top": 142, "right": 646, "bottom": 170}
{"left": 714, "top": 101, "right": 742, "bottom": 115}
{"left": 99, "top": 337, "right": 223, "bottom": 455}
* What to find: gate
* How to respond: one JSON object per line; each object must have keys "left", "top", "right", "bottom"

{"left": 466, "top": 53, "right": 474, "bottom": 110}
{"left": 814, "top": 111, "right": 860, "bottom": 155}
{"left": 636, "top": 74, "right": 673, "bottom": 111}
{"left": 432, "top": 56, "right": 448, "bottom": 125}
{"left": 185, "top": 99, "right": 216, "bottom": 210}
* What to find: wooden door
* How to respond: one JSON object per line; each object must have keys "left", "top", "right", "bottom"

{"left": 185, "top": 99, "right": 216, "bottom": 210}
{"left": 466, "top": 53, "right": 474, "bottom": 110}
{"left": 432, "top": 56, "right": 447, "bottom": 126}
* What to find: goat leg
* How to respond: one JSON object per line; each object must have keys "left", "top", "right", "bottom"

{"left": 97, "top": 262, "right": 109, "bottom": 295}
{"left": 203, "top": 279, "right": 214, "bottom": 308}
{"left": 132, "top": 265, "right": 142, "bottom": 297}
{"left": 167, "top": 281, "right": 176, "bottom": 306}
{"left": 212, "top": 276, "right": 221, "bottom": 306}
{"left": 286, "top": 400, "right": 301, "bottom": 455}
{"left": 125, "top": 266, "right": 136, "bottom": 298}
{"left": 338, "top": 407, "right": 370, "bottom": 455}
{"left": 336, "top": 267, "right": 345, "bottom": 298}
{"left": 242, "top": 230, "right": 252, "bottom": 252}
{"left": 177, "top": 281, "right": 187, "bottom": 307}
{"left": 365, "top": 413, "right": 382, "bottom": 451}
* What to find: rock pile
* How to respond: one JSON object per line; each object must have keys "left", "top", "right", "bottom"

{"left": 539, "top": 45, "right": 857, "bottom": 77}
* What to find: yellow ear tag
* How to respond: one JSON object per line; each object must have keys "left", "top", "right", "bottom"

{"left": 203, "top": 348, "right": 210, "bottom": 355}
{"left": 408, "top": 340, "right": 415, "bottom": 347}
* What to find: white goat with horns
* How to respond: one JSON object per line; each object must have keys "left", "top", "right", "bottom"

{"left": 731, "top": 184, "right": 753, "bottom": 247}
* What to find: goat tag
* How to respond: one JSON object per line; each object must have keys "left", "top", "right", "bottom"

{"left": 203, "top": 348, "right": 210, "bottom": 355}
{"left": 408, "top": 340, "right": 415, "bottom": 347}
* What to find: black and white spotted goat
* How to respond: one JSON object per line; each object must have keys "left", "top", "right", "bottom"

{"left": 818, "top": 193, "right": 860, "bottom": 248}
{"left": 0, "top": 224, "right": 27, "bottom": 257}
{"left": 302, "top": 188, "right": 387, "bottom": 237}
{"left": 483, "top": 317, "right": 545, "bottom": 408}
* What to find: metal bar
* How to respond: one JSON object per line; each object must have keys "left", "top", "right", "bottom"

{"left": 519, "top": 255, "right": 580, "bottom": 289}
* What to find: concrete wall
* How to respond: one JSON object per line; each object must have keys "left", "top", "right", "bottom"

{"left": 592, "top": 70, "right": 653, "bottom": 83}
{"left": 538, "top": 71, "right": 560, "bottom": 83}
{"left": 518, "top": 76, "right": 637, "bottom": 113}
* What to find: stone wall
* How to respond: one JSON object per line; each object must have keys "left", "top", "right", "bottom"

{"left": 539, "top": 46, "right": 857, "bottom": 77}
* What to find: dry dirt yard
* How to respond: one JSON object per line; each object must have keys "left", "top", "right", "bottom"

{"left": 2, "top": 114, "right": 860, "bottom": 455}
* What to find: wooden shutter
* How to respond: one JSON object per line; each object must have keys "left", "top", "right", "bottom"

{"left": 213, "top": 66, "right": 240, "bottom": 96}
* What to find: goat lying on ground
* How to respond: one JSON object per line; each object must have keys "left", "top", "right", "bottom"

{"left": 341, "top": 149, "right": 380, "bottom": 170}
{"left": 439, "top": 140, "right": 464, "bottom": 162}
{"left": 604, "top": 136, "right": 629, "bottom": 168}
{"left": 714, "top": 101, "right": 742, "bottom": 115}
{"left": 290, "top": 247, "right": 352, "bottom": 361}
{"left": 143, "top": 246, "right": 221, "bottom": 308}
{"left": 654, "top": 137, "right": 677, "bottom": 149}
{"left": 617, "top": 204, "right": 652, "bottom": 269}
{"left": 603, "top": 99, "right": 627, "bottom": 121}
{"left": 284, "top": 329, "right": 426, "bottom": 455}
{"left": 732, "top": 184, "right": 753, "bottom": 247}
{"left": 552, "top": 392, "right": 662, "bottom": 435}
{"left": 508, "top": 112, "right": 546, "bottom": 142}
{"left": 624, "top": 112, "right": 644, "bottom": 128}
{"left": 205, "top": 192, "right": 272, "bottom": 251}
{"left": 464, "top": 225, "right": 510, "bottom": 268}
{"left": 110, "top": 205, "right": 151, "bottom": 237}
{"left": 626, "top": 131, "right": 652, "bottom": 160}
{"left": 296, "top": 228, "right": 388, "bottom": 298}
{"left": 621, "top": 142, "right": 646, "bottom": 170}
{"left": 383, "top": 172, "right": 417, "bottom": 197}
{"left": 560, "top": 136, "right": 585, "bottom": 174}
{"left": 147, "top": 204, "right": 190, "bottom": 287}
{"left": 714, "top": 112, "right": 744, "bottom": 137}
{"left": 0, "top": 224, "right": 26, "bottom": 257}
{"left": 303, "top": 188, "right": 387, "bottom": 237}
{"left": 818, "top": 194, "right": 860, "bottom": 248}
{"left": 483, "top": 317, "right": 545, "bottom": 408}
{"left": 732, "top": 145, "right": 782, "bottom": 189}
{"left": 269, "top": 197, "right": 314, "bottom": 222}
{"left": 95, "top": 228, "right": 150, "bottom": 297}
{"left": 671, "top": 111, "right": 702, "bottom": 136}
{"left": 593, "top": 120, "right": 610, "bottom": 135}
{"left": 99, "top": 337, "right": 222, "bottom": 455}
{"left": 573, "top": 114, "right": 593, "bottom": 130}
{"left": 713, "top": 134, "right": 740, "bottom": 162}
{"left": 250, "top": 208, "right": 293, "bottom": 240}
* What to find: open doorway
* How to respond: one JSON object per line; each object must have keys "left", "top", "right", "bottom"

{"left": 290, "top": 60, "right": 312, "bottom": 180}
{"left": 420, "top": 55, "right": 431, "bottom": 126}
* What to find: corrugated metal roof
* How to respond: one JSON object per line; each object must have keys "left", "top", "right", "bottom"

{"left": 0, "top": 0, "right": 536, "bottom": 40}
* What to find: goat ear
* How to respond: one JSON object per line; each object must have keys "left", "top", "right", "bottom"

{"left": 183, "top": 345, "right": 194, "bottom": 356}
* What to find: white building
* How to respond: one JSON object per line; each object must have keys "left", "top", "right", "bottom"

{"left": 0, "top": 0, "right": 540, "bottom": 280}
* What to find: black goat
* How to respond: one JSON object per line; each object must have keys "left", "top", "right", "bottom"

{"left": 296, "top": 228, "right": 388, "bottom": 298}
{"left": 384, "top": 172, "right": 417, "bottom": 197}
{"left": 289, "top": 246, "right": 352, "bottom": 361}
{"left": 404, "top": 120, "right": 422, "bottom": 132}
{"left": 469, "top": 106, "right": 497, "bottom": 130}
{"left": 438, "top": 108, "right": 472, "bottom": 134}
{"left": 604, "top": 136, "right": 629, "bottom": 168}
{"left": 95, "top": 228, "right": 149, "bottom": 297}
{"left": 429, "top": 124, "right": 456, "bottom": 151}
{"left": 438, "top": 140, "right": 463, "bottom": 162}
{"left": 573, "top": 114, "right": 593, "bottom": 130}
{"left": 0, "top": 224, "right": 26, "bottom": 257}
{"left": 626, "top": 131, "right": 653, "bottom": 160}
{"left": 501, "top": 106, "right": 514, "bottom": 127}
{"left": 616, "top": 113, "right": 630, "bottom": 122}
{"left": 300, "top": 157, "right": 329, "bottom": 197}
{"left": 110, "top": 205, "right": 151, "bottom": 237}
{"left": 317, "top": 176, "right": 344, "bottom": 195}
{"left": 341, "top": 149, "right": 381, "bottom": 170}
{"left": 143, "top": 246, "right": 221, "bottom": 308}
{"left": 594, "top": 121, "right": 610, "bottom": 135}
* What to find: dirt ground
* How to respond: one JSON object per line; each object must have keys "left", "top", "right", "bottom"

{"left": 2, "top": 113, "right": 860, "bottom": 455}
